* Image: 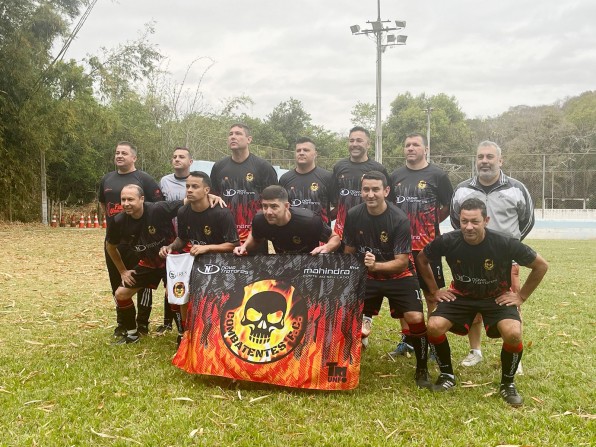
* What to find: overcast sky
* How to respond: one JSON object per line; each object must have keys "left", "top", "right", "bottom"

{"left": 66, "top": 0, "right": 596, "bottom": 134}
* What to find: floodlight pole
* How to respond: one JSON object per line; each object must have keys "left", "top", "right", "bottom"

{"left": 351, "top": 0, "right": 406, "bottom": 164}
{"left": 374, "top": 0, "right": 383, "bottom": 164}
{"left": 424, "top": 106, "right": 433, "bottom": 162}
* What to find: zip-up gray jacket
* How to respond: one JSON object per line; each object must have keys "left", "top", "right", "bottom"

{"left": 450, "top": 171, "right": 534, "bottom": 240}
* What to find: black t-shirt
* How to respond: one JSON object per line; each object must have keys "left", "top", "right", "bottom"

{"left": 106, "top": 201, "right": 182, "bottom": 268}
{"left": 279, "top": 166, "right": 333, "bottom": 223}
{"left": 343, "top": 202, "right": 415, "bottom": 280}
{"left": 99, "top": 170, "right": 163, "bottom": 227}
{"left": 177, "top": 204, "right": 239, "bottom": 251}
{"left": 390, "top": 164, "right": 453, "bottom": 251}
{"left": 423, "top": 229, "right": 537, "bottom": 299}
{"left": 210, "top": 153, "right": 278, "bottom": 242}
{"left": 331, "top": 158, "right": 391, "bottom": 239}
{"left": 251, "top": 208, "right": 332, "bottom": 254}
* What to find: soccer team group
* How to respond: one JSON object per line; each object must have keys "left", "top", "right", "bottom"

{"left": 99, "top": 124, "right": 549, "bottom": 407}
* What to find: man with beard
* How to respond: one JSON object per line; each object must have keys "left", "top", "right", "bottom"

{"left": 451, "top": 141, "right": 534, "bottom": 371}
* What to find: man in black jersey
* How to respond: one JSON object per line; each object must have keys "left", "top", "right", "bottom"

{"left": 233, "top": 185, "right": 340, "bottom": 255}
{"left": 331, "top": 127, "right": 391, "bottom": 240}
{"left": 160, "top": 171, "right": 239, "bottom": 343}
{"left": 99, "top": 141, "right": 164, "bottom": 337}
{"left": 106, "top": 185, "right": 185, "bottom": 344}
{"left": 210, "top": 123, "right": 278, "bottom": 253}
{"left": 279, "top": 137, "right": 333, "bottom": 223}
{"left": 389, "top": 133, "right": 453, "bottom": 357}
{"left": 342, "top": 171, "right": 431, "bottom": 389}
{"left": 417, "top": 198, "right": 548, "bottom": 405}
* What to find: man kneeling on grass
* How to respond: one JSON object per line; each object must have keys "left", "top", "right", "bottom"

{"left": 106, "top": 184, "right": 185, "bottom": 344}
{"left": 416, "top": 198, "right": 548, "bottom": 406}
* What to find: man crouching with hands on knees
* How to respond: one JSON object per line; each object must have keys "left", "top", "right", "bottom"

{"left": 416, "top": 197, "right": 548, "bottom": 406}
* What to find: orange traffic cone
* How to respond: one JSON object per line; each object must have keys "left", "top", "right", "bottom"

{"left": 70, "top": 214, "right": 77, "bottom": 227}
{"left": 86, "top": 214, "right": 93, "bottom": 228}
{"left": 59, "top": 214, "right": 66, "bottom": 227}
{"left": 79, "top": 214, "right": 85, "bottom": 228}
{"left": 50, "top": 213, "right": 58, "bottom": 227}
{"left": 93, "top": 213, "right": 100, "bottom": 228}
{"left": 101, "top": 215, "right": 107, "bottom": 229}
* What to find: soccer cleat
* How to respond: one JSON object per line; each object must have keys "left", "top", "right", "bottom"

{"left": 361, "top": 316, "right": 373, "bottom": 338}
{"left": 137, "top": 324, "right": 149, "bottom": 336}
{"left": 113, "top": 325, "right": 127, "bottom": 338}
{"left": 155, "top": 324, "right": 172, "bottom": 335}
{"left": 389, "top": 334, "right": 414, "bottom": 357}
{"left": 499, "top": 383, "right": 523, "bottom": 407}
{"left": 113, "top": 332, "right": 141, "bottom": 345}
{"left": 515, "top": 360, "right": 524, "bottom": 375}
{"left": 431, "top": 373, "right": 456, "bottom": 392}
{"left": 415, "top": 369, "right": 432, "bottom": 389}
{"left": 461, "top": 350, "right": 483, "bottom": 367}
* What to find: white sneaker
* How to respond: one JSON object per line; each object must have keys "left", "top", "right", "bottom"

{"left": 461, "top": 350, "right": 483, "bottom": 367}
{"left": 361, "top": 316, "right": 372, "bottom": 338}
{"left": 516, "top": 360, "right": 524, "bottom": 375}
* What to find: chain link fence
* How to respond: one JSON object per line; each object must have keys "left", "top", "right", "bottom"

{"left": 251, "top": 151, "right": 595, "bottom": 211}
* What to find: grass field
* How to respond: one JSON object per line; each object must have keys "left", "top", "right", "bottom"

{"left": 0, "top": 224, "right": 594, "bottom": 446}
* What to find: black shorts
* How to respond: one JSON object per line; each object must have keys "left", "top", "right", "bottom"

{"left": 412, "top": 250, "right": 445, "bottom": 292}
{"left": 363, "top": 276, "right": 423, "bottom": 318}
{"left": 125, "top": 265, "right": 166, "bottom": 290}
{"left": 431, "top": 296, "right": 521, "bottom": 338}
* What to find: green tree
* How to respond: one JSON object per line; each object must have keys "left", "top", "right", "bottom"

{"left": 267, "top": 98, "right": 312, "bottom": 149}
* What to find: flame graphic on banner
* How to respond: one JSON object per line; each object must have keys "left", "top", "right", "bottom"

{"left": 172, "top": 254, "right": 366, "bottom": 390}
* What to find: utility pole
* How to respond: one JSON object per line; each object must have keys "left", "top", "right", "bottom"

{"left": 424, "top": 106, "right": 433, "bottom": 162}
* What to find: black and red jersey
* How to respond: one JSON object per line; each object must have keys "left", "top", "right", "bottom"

{"left": 106, "top": 201, "right": 182, "bottom": 268}
{"left": 279, "top": 167, "right": 333, "bottom": 223}
{"left": 423, "top": 229, "right": 537, "bottom": 299}
{"left": 343, "top": 202, "right": 416, "bottom": 281}
{"left": 177, "top": 204, "right": 239, "bottom": 251}
{"left": 251, "top": 207, "right": 332, "bottom": 254}
{"left": 99, "top": 170, "right": 163, "bottom": 227}
{"left": 331, "top": 158, "right": 391, "bottom": 239}
{"left": 210, "top": 153, "right": 278, "bottom": 243}
{"left": 390, "top": 164, "right": 453, "bottom": 250}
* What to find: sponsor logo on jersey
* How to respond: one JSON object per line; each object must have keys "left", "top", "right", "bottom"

{"left": 204, "top": 225, "right": 212, "bottom": 236}
{"left": 148, "top": 225, "right": 156, "bottom": 235}
{"left": 246, "top": 172, "right": 254, "bottom": 182}
{"left": 310, "top": 182, "right": 319, "bottom": 191}
{"left": 197, "top": 264, "right": 220, "bottom": 275}
{"left": 418, "top": 180, "right": 427, "bottom": 189}
{"left": 380, "top": 231, "right": 389, "bottom": 243}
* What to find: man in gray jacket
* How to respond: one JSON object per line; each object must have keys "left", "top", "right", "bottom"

{"left": 450, "top": 140, "right": 534, "bottom": 371}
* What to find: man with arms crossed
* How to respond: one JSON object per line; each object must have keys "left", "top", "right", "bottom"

{"left": 389, "top": 133, "right": 453, "bottom": 356}
{"left": 279, "top": 137, "right": 333, "bottom": 223}
{"left": 233, "top": 185, "right": 340, "bottom": 256}
{"left": 451, "top": 141, "right": 534, "bottom": 370}
{"left": 99, "top": 141, "right": 163, "bottom": 338}
{"left": 210, "top": 123, "right": 278, "bottom": 253}
{"left": 418, "top": 198, "right": 547, "bottom": 405}
{"left": 160, "top": 171, "right": 239, "bottom": 345}
{"left": 157, "top": 147, "right": 193, "bottom": 335}
{"left": 342, "top": 171, "right": 431, "bottom": 389}
{"left": 106, "top": 185, "right": 184, "bottom": 344}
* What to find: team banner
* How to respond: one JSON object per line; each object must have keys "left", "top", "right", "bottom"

{"left": 172, "top": 254, "right": 367, "bottom": 390}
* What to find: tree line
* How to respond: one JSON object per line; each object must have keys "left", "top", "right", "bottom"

{"left": 1, "top": 1, "right": 594, "bottom": 221}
